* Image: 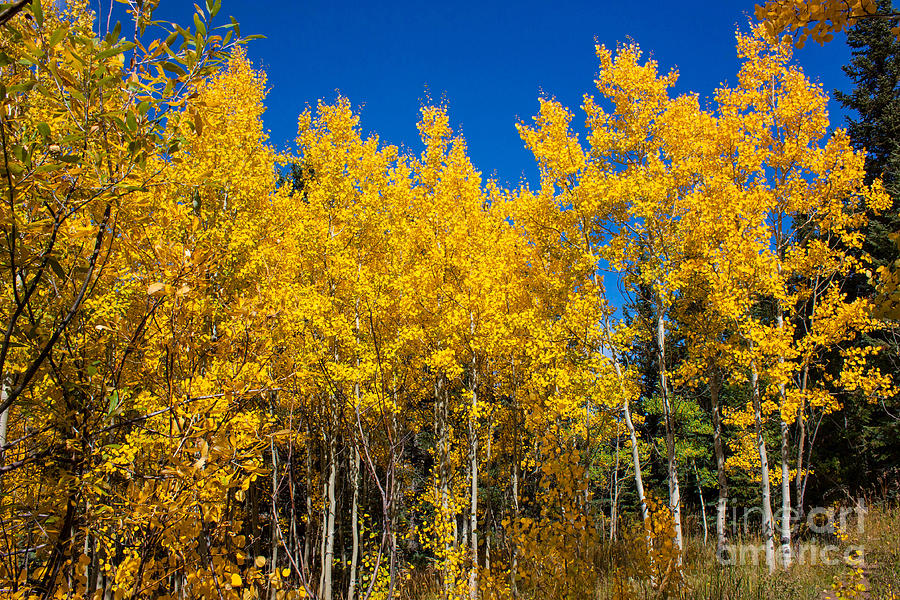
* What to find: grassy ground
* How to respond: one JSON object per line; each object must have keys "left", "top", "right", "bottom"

{"left": 402, "top": 503, "right": 900, "bottom": 599}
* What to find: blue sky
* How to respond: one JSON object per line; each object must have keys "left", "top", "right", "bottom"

{"left": 138, "top": 0, "right": 855, "bottom": 189}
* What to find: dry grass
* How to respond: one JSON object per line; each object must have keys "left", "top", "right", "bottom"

{"left": 400, "top": 503, "right": 900, "bottom": 599}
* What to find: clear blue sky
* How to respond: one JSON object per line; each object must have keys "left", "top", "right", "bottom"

{"left": 136, "top": 0, "right": 854, "bottom": 189}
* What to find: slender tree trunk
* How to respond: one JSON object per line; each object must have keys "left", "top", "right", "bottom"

{"left": 0, "top": 374, "right": 9, "bottom": 466}
{"left": 593, "top": 265, "right": 648, "bottom": 531}
{"left": 710, "top": 371, "right": 729, "bottom": 559}
{"left": 322, "top": 436, "right": 336, "bottom": 600}
{"left": 604, "top": 314, "right": 648, "bottom": 526}
{"left": 775, "top": 310, "right": 793, "bottom": 569}
{"left": 304, "top": 422, "right": 312, "bottom": 577}
{"left": 799, "top": 413, "right": 823, "bottom": 521}
{"left": 318, "top": 476, "right": 326, "bottom": 594}
{"left": 510, "top": 359, "right": 519, "bottom": 599}
{"left": 349, "top": 303, "right": 362, "bottom": 600}
{"left": 778, "top": 418, "right": 792, "bottom": 568}
{"left": 436, "top": 375, "right": 451, "bottom": 600}
{"left": 693, "top": 460, "right": 708, "bottom": 545}
{"left": 88, "top": 530, "right": 100, "bottom": 595}
{"left": 655, "top": 293, "right": 683, "bottom": 553}
{"left": 795, "top": 363, "right": 809, "bottom": 522}
{"left": 795, "top": 412, "right": 806, "bottom": 518}
{"left": 468, "top": 353, "right": 478, "bottom": 600}
{"left": 622, "top": 397, "right": 647, "bottom": 520}
{"left": 270, "top": 435, "right": 280, "bottom": 600}
{"left": 751, "top": 358, "right": 776, "bottom": 573}
{"left": 348, "top": 447, "right": 360, "bottom": 600}
{"left": 485, "top": 526, "right": 490, "bottom": 573}
{"left": 610, "top": 433, "right": 621, "bottom": 541}
{"left": 318, "top": 437, "right": 327, "bottom": 596}
{"left": 485, "top": 412, "right": 493, "bottom": 577}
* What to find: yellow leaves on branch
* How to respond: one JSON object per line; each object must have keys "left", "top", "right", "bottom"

{"left": 754, "top": 0, "right": 897, "bottom": 47}
{"left": 1, "top": 2, "right": 895, "bottom": 598}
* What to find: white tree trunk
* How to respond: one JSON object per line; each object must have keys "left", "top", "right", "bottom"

{"left": 779, "top": 418, "right": 792, "bottom": 569}
{"left": 751, "top": 359, "right": 776, "bottom": 573}
{"left": 270, "top": 434, "right": 279, "bottom": 600}
{"left": 348, "top": 445, "right": 360, "bottom": 600}
{"left": 710, "top": 371, "right": 729, "bottom": 559}
{"left": 610, "top": 433, "right": 621, "bottom": 541}
{"left": 468, "top": 362, "right": 478, "bottom": 600}
{"left": 604, "top": 314, "right": 649, "bottom": 526}
{"left": 775, "top": 311, "right": 792, "bottom": 569}
{"left": 655, "top": 294, "right": 683, "bottom": 553}
{"left": 322, "top": 439, "right": 337, "bottom": 600}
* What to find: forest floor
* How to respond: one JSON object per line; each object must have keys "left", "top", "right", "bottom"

{"left": 603, "top": 502, "right": 900, "bottom": 600}
{"left": 403, "top": 503, "right": 900, "bottom": 600}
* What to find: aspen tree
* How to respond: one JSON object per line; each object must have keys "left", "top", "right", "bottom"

{"left": 713, "top": 27, "right": 891, "bottom": 570}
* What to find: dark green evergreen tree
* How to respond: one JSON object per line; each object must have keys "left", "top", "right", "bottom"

{"left": 809, "top": 2, "right": 900, "bottom": 501}
{"left": 834, "top": 0, "right": 900, "bottom": 269}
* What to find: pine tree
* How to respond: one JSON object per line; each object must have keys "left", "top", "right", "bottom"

{"left": 809, "top": 0, "right": 900, "bottom": 500}
{"left": 835, "top": 0, "right": 900, "bottom": 272}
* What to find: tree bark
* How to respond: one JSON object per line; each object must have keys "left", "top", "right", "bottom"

{"left": 751, "top": 358, "right": 776, "bottom": 573}
{"left": 436, "top": 375, "right": 451, "bottom": 600}
{"left": 468, "top": 358, "right": 478, "bottom": 600}
{"left": 655, "top": 293, "right": 683, "bottom": 553}
{"left": 776, "top": 310, "right": 792, "bottom": 569}
{"left": 510, "top": 359, "right": 519, "bottom": 599}
{"left": 610, "top": 432, "right": 621, "bottom": 541}
{"left": 322, "top": 436, "right": 336, "bottom": 600}
{"left": 270, "top": 435, "right": 280, "bottom": 600}
{"left": 0, "top": 374, "right": 9, "bottom": 466}
{"left": 348, "top": 446, "right": 360, "bottom": 600}
{"left": 604, "top": 315, "right": 649, "bottom": 526}
{"left": 710, "top": 371, "right": 729, "bottom": 559}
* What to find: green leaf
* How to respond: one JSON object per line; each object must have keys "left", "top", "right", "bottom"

{"left": 125, "top": 111, "right": 137, "bottom": 132}
{"left": 36, "top": 122, "right": 50, "bottom": 139}
{"left": 31, "top": 0, "right": 43, "bottom": 27}
{"left": 48, "top": 27, "right": 67, "bottom": 48}
{"left": 33, "top": 164, "right": 63, "bottom": 173}
{"left": 107, "top": 390, "right": 119, "bottom": 416}
{"left": 194, "top": 13, "right": 206, "bottom": 38}
{"left": 97, "top": 46, "right": 123, "bottom": 61}
{"left": 161, "top": 61, "right": 186, "bottom": 76}
{"left": 47, "top": 258, "right": 68, "bottom": 281}
{"left": 193, "top": 111, "right": 202, "bottom": 136}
